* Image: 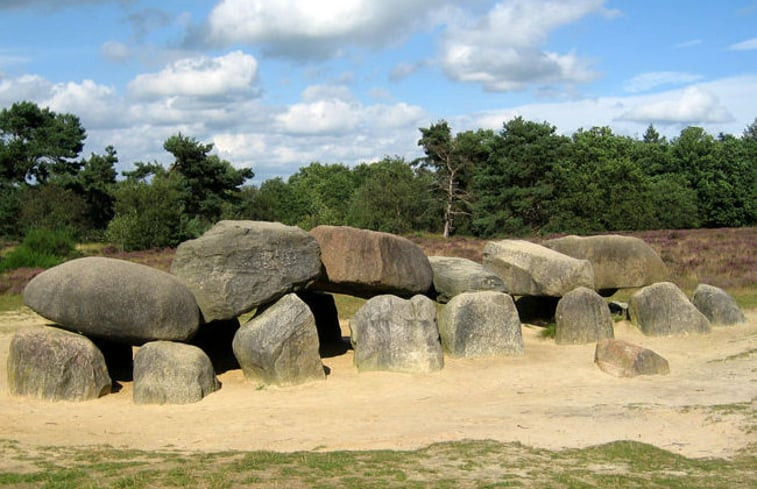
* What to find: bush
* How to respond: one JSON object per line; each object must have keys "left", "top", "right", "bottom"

{"left": 0, "top": 228, "right": 78, "bottom": 272}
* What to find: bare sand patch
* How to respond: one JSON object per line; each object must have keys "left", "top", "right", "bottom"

{"left": 0, "top": 308, "right": 755, "bottom": 458}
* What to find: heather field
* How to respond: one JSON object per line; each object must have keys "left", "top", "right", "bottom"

{"left": 1, "top": 227, "right": 755, "bottom": 307}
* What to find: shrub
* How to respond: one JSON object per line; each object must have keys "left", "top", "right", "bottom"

{"left": 0, "top": 228, "right": 78, "bottom": 272}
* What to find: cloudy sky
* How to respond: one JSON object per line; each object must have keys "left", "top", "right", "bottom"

{"left": 1, "top": 0, "right": 755, "bottom": 182}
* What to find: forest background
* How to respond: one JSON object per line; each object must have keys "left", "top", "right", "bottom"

{"left": 1, "top": 100, "right": 755, "bottom": 254}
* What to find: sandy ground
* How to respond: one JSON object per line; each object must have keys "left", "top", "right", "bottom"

{"left": 0, "top": 307, "right": 755, "bottom": 459}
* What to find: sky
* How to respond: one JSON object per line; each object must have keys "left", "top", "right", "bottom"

{"left": 1, "top": 0, "right": 756, "bottom": 183}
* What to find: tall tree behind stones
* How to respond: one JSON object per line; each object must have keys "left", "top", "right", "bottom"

{"left": 472, "top": 117, "right": 569, "bottom": 237}
{"left": 0, "top": 101, "right": 86, "bottom": 185}
{"left": 163, "top": 133, "right": 253, "bottom": 226}
{"left": 416, "top": 121, "right": 488, "bottom": 238}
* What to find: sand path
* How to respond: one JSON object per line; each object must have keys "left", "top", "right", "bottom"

{"left": 1, "top": 308, "right": 755, "bottom": 458}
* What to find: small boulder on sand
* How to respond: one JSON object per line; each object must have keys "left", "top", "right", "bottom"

{"left": 595, "top": 339, "right": 670, "bottom": 377}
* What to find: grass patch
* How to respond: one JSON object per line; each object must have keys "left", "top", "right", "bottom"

{"left": 0, "top": 294, "right": 23, "bottom": 313}
{"left": 334, "top": 294, "right": 366, "bottom": 320}
{"left": 1, "top": 439, "right": 754, "bottom": 489}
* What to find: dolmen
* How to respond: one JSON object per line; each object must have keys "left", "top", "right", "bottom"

{"left": 9, "top": 221, "right": 748, "bottom": 404}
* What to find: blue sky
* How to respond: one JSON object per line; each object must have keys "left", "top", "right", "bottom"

{"left": 1, "top": 0, "right": 755, "bottom": 182}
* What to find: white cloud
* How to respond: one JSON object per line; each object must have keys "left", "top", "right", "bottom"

{"left": 466, "top": 77, "right": 756, "bottom": 140}
{"left": 623, "top": 71, "right": 704, "bottom": 93}
{"left": 44, "top": 79, "right": 122, "bottom": 128}
{"left": 728, "top": 37, "right": 757, "bottom": 51}
{"left": 128, "top": 50, "right": 258, "bottom": 100}
{"left": 0, "top": 74, "right": 51, "bottom": 105}
{"left": 276, "top": 99, "right": 363, "bottom": 135}
{"left": 674, "top": 39, "right": 702, "bottom": 49}
{"left": 439, "top": 0, "right": 607, "bottom": 92}
{"left": 100, "top": 41, "right": 131, "bottom": 62}
{"left": 204, "top": 0, "right": 447, "bottom": 57}
{"left": 618, "top": 86, "right": 733, "bottom": 124}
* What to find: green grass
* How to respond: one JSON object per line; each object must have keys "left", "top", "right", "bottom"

{"left": 0, "top": 294, "right": 23, "bottom": 313}
{"left": 0, "top": 439, "right": 753, "bottom": 489}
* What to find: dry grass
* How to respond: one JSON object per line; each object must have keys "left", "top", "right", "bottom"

{"left": 411, "top": 227, "right": 757, "bottom": 292}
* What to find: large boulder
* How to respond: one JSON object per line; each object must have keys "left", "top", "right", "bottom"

{"left": 594, "top": 339, "right": 670, "bottom": 377}
{"left": 7, "top": 326, "right": 111, "bottom": 401}
{"left": 428, "top": 256, "right": 508, "bottom": 303}
{"left": 133, "top": 341, "right": 220, "bottom": 404}
{"left": 349, "top": 295, "right": 443, "bottom": 373}
{"left": 483, "top": 240, "right": 594, "bottom": 297}
{"left": 232, "top": 294, "right": 325, "bottom": 386}
{"left": 310, "top": 225, "right": 433, "bottom": 298}
{"left": 23, "top": 257, "right": 200, "bottom": 344}
{"left": 170, "top": 220, "right": 322, "bottom": 322}
{"left": 555, "top": 287, "right": 614, "bottom": 345}
{"left": 543, "top": 234, "right": 669, "bottom": 292}
{"left": 628, "top": 282, "right": 711, "bottom": 336}
{"left": 691, "top": 284, "right": 746, "bottom": 326}
{"left": 438, "top": 291, "right": 523, "bottom": 357}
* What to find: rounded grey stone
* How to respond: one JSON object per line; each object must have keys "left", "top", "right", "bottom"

{"left": 629, "top": 282, "right": 711, "bottom": 336}
{"left": 23, "top": 257, "right": 200, "bottom": 344}
{"left": 232, "top": 294, "right": 325, "bottom": 386}
{"left": 349, "top": 295, "right": 443, "bottom": 373}
{"left": 171, "top": 220, "right": 322, "bottom": 322}
{"left": 7, "top": 326, "right": 111, "bottom": 401}
{"left": 555, "top": 287, "right": 614, "bottom": 345}
{"left": 133, "top": 341, "right": 220, "bottom": 404}
{"left": 691, "top": 283, "right": 746, "bottom": 326}
{"left": 438, "top": 291, "right": 523, "bottom": 357}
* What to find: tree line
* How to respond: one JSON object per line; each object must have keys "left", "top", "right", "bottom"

{"left": 1, "top": 100, "right": 755, "bottom": 251}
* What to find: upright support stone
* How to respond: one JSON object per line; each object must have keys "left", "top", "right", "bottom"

{"left": 691, "top": 283, "right": 746, "bottom": 326}
{"left": 555, "top": 287, "right": 614, "bottom": 345}
{"left": 438, "top": 291, "right": 523, "bottom": 357}
{"left": 133, "top": 341, "right": 220, "bottom": 404}
{"left": 232, "top": 294, "right": 325, "bottom": 386}
{"left": 629, "top": 282, "right": 711, "bottom": 336}
{"left": 7, "top": 326, "right": 111, "bottom": 401}
{"left": 350, "top": 295, "right": 443, "bottom": 373}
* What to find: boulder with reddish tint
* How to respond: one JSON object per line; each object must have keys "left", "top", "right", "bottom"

{"left": 594, "top": 339, "right": 670, "bottom": 377}
{"left": 310, "top": 225, "right": 433, "bottom": 298}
